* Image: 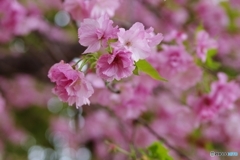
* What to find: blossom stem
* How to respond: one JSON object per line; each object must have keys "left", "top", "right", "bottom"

{"left": 79, "top": 59, "right": 88, "bottom": 71}
{"left": 105, "top": 82, "right": 121, "bottom": 94}
{"left": 105, "top": 141, "right": 133, "bottom": 157}
{"left": 137, "top": 118, "right": 192, "bottom": 160}
{"left": 72, "top": 59, "right": 82, "bottom": 69}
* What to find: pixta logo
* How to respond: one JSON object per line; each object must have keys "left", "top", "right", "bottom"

{"left": 210, "top": 151, "right": 215, "bottom": 157}
{"left": 210, "top": 151, "right": 238, "bottom": 157}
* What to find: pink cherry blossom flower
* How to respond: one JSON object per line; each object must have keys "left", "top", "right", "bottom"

{"left": 169, "top": 63, "right": 202, "bottom": 90}
{"left": 196, "top": 30, "right": 218, "bottom": 62}
{"left": 63, "top": 0, "right": 119, "bottom": 21}
{"left": 83, "top": 110, "right": 119, "bottom": 140}
{"left": 90, "top": 0, "right": 120, "bottom": 18}
{"left": 63, "top": 0, "right": 90, "bottom": 21}
{"left": 157, "top": 45, "right": 193, "bottom": 75}
{"left": 116, "top": 99, "right": 146, "bottom": 119}
{"left": 152, "top": 44, "right": 202, "bottom": 90}
{"left": 48, "top": 61, "right": 94, "bottom": 108}
{"left": 0, "top": 0, "right": 25, "bottom": 42}
{"left": 210, "top": 73, "right": 240, "bottom": 110}
{"left": 114, "top": 22, "right": 163, "bottom": 61}
{"left": 96, "top": 49, "right": 134, "bottom": 81}
{"left": 188, "top": 95, "right": 218, "bottom": 121}
{"left": 164, "top": 30, "right": 187, "bottom": 43}
{"left": 0, "top": 75, "right": 52, "bottom": 108}
{"left": 78, "top": 15, "right": 118, "bottom": 53}
{"left": 196, "top": 1, "right": 228, "bottom": 35}
{"left": 188, "top": 73, "right": 240, "bottom": 121}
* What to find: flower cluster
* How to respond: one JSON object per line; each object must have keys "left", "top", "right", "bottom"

{"left": 48, "top": 14, "right": 163, "bottom": 108}
{"left": 78, "top": 15, "right": 118, "bottom": 53}
{"left": 78, "top": 14, "right": 163, "bottom": 80}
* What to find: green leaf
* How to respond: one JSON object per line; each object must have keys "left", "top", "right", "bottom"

{"left": 196, "top": 24, "right": 204, "bottom": 32}
{"left": 205, "top": 49, "right": 221, "bottom": 70}
{"left": 207, "top": 49, "right": 217, "bottom": 57}
{"left": 135, "top": 59, "right": 167, "bottom": 81}
{"left": 147, "top": 142, "right": 174, "bottom": 160}
{"left": 106, "top": 45, "right": 113, "bottom": 53}
{"left": 221, "top": 1, "right": 239, "bottom": 33}
{"left": 133, "top": 66, "right": 139, "bottom": 75}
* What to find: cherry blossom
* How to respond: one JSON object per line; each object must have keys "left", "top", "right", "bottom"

{"left": 48, "top": 61, "right": 94, "bottom": 108}
{"left": 196, "top": 30, "right": 218, "bottom": 62}
{"left": 96, "top": 49, "right": 134, "bottom": 81}
{"left": 78, "top": 15, "right": 118, "bottom": 53}
{"left": 113, "top": 22, "right": 163, "bottom": 61}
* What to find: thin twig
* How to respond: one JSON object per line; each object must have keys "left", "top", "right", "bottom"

{"left": 137, "top": 118, "right": 192, "bottom": 160}
{"left": 105, "top": 82, "right": 121, "bottom": 94}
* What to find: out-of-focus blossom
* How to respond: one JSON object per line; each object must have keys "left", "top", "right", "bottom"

{"left": 196, "top": 30, "right": 218, "bottom": 62}
{"left": 172, "top": 9, "right": 189, "bottom": 26}
{"left": 90, "top": 0, "right": 120, "bottom": 18}
{"left": 196, "top": 1, "right": 229, "bottom": 35}
{"left": 117, "top": 99, "right": 146, "bottom": 120}
{"left": 13, "top": 3, "right": 45, "bottom": 36}
{"left": 96, "top": 49, "right": 134, "bottom": 81}
{"left": 164, "top": 30, "right": 188, "bottom": 43}
{"left": 0, "top": 0, "right": 62, "bottom": 43}
{"left": 0, "top": 75, "right": 52, "bottom": 108}
{"left": 202, "top": 111, "right": 240, "bottom": 150}
{"left": 230, "top": 0, "right": 240, "bottom": 9}
{"left": 217, "top": 35, "right": 240, "bottom": 69}
{"left": 169, "top": 63, "right": 203, "bottom": 90}
{"left": 224, "top": 113, "right": 240, "bottom": 149}
{"left": 188, "top": 73, "right": 240, "bottom": 121}
{"left": 89, "top": 87, "right": 115, "bottom": 106}
{"left": 78, "top": 15, "right": 118, "bottom": 53}
{"left": 86, "top": 73, "right": 105, "bottom": 88}
{"left": 156, "top": 45, "right": 192, "bottom": 74}
{"left": 154, "top": 45, "right": 202, "bottom": 90}
{"left": 188, "top": 95, "right": 218, "bottom": 121}
{"left": 64, "top": 0, "right": 120, "bottom": 21}
{"left": 0, "top": 0, "right": 25, "bottom": 42}
{"left": 133, "top": 126, "right": 156, "bottom": 148}
{"left": 48, "top": 61, "right": 94, "bottom": 108}
{"left": 50, "top": 117, "right": 81, "bottom": 148}
{"left": 210, "top": 73, "right": 240, "bottom": 109}
{"left": 0, "top": 106, "right": 26, "bottom": 144}
{"left": 63, "top": 0, "right": 90, "bottom": 21}
{"left": 114, "top": 22, "right": 163, "bottom": 61}
{"left": 82, "top": 110, "right": 130, "bottom": 159}
{"left": 83, "top": 111, "right": 119, "bottom": 140}
{"left": 150, "top": 94, "right": 196, "bottom": 148}
{"left": 109, "top": 76, "right": 157, "bottom": 120}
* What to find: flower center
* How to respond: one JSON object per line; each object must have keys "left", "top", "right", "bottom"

{"left": 125, "top": 41, "right": 131, "bottom": 47}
